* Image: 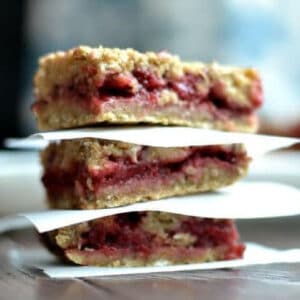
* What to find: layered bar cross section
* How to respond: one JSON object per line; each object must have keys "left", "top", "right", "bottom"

{"left": 32, "top": 46, "right": 262, "bottom": 131}
{"left": 41, "top": 139, "right": 249, "bottom": 209}
{"left": 42, "top": 212, "right": 245, "bottom": 266}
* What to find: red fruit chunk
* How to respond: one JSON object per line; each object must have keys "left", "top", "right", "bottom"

{"left": 101, "top": 73, "right": 137, "bottom": 96}
{"left": 133, "top": 69, "right": 166, "bottom": 91}
{"left": 168, "top": 73, "right": 208, "bottom": 101}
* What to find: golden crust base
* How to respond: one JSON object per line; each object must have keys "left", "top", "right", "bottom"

{"left": 34, "top": 97, "right": 258, "bottom": 132}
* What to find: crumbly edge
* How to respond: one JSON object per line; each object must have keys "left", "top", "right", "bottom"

{"left": 54, "top": 212, "right": 197, "bottom": 249}
{"left": 41, "top": 138, "right": 245, "bottom": 170}
{"left": 34, "top": 45, "right": 261, "bottom": 107}
{"left": 41, "top": 138, "right": 143, "bottom": 169}
{"left": 43, "top": 213, "right": 241, "bottom": 266}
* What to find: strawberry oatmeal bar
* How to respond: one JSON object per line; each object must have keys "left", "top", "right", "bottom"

{"left": 32, "top": 46, "right": 262, "bottom": 131}
{"left": 41, "top": 139, "right": 249, "bottom": 209}
{"left": 43, "top": 212, "right": 245, "bottom": 266}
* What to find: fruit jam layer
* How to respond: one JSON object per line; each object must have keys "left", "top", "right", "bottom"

{"left": 42, "top": 145, "right": 248, "bottom": 197}
{"left": 33, "top": 68, "right": 262, "bottom": 115}
{"left": 73, "top": 213, "right": 245, "bottom": 260}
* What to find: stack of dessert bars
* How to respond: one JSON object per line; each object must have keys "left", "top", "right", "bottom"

{"left": 32, "top": 46, "right": 263, "bottom": 266}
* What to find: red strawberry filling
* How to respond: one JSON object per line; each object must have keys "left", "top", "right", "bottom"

{"left": 33, "top": 68, "right": 262, "bottom": 115}
{"left": 77, "top": 213, "right": 244, "bottom": 260}
{"left": 42, "top": 145, "right": 247, "bottom": 199}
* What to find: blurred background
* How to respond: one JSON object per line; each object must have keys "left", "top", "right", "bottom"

{"left": 1, "top": 0, "right": 300, "bottom": 145}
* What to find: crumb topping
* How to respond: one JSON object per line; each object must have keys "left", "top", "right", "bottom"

{"left": 34, "top": 45, "right": 261, "bottom": 107}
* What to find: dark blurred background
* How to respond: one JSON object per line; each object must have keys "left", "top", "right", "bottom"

{"left": 1, "top": 0, "right": 300, "bottom": 146}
